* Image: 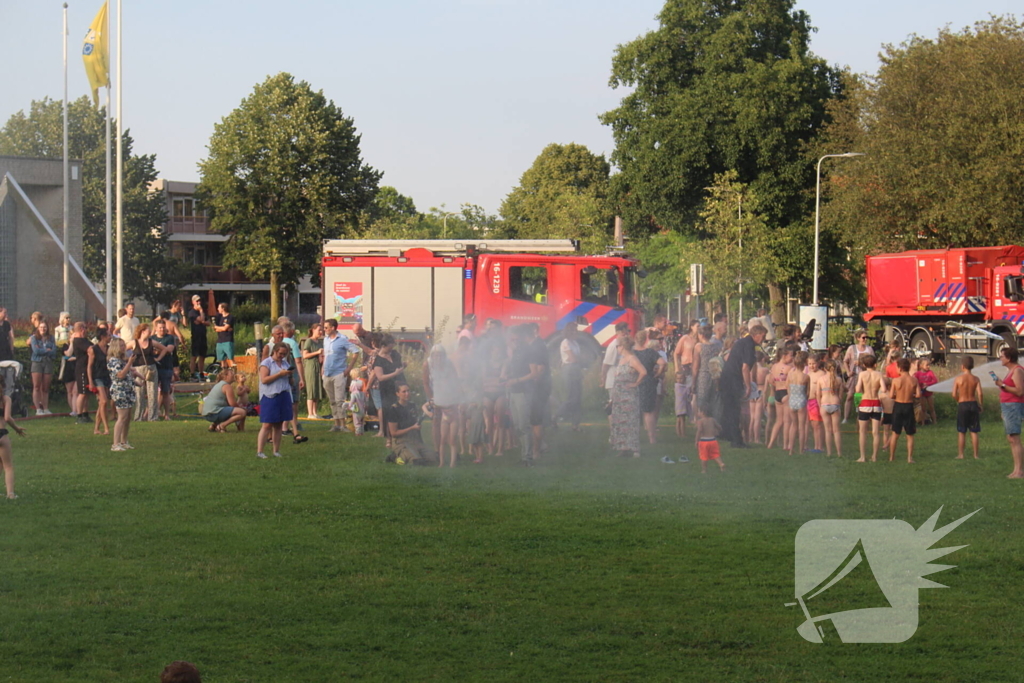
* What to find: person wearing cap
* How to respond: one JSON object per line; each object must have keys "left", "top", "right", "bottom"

{"left": 187, "top": 296, "right": 210, "bottom": 379}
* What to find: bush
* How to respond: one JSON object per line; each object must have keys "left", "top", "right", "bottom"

{"left": 232, "top": 302, "right": 271, "bottom": 326}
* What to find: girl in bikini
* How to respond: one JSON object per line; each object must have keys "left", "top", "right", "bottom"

{"left": 766, "top": 345, "right": 795, "bottom": 449}
{"left": 814, "top": 359, "right": 843, "bottom": 457}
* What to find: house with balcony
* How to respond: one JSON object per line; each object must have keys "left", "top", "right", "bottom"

{"left": 151, "top": 179, "right": 322, "bottom": 319}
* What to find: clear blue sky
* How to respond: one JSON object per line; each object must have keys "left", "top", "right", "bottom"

{"left": 2, "top": 1, "right": 1018, "bottom": 215}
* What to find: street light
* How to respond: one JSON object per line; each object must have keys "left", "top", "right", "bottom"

{"left": 442, "top": 212, "right": 458, "bottom": 238}
{"left": 813, "top": 152, "right": 864, "bottom": 305}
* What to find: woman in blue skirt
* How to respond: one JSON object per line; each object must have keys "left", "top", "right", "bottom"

{"left": 257, "top": 343, "right": 295, "bottom": 459}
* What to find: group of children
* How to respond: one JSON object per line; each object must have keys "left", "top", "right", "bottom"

{"left": 674, "top": 333, "right": 957, "bottom": 466}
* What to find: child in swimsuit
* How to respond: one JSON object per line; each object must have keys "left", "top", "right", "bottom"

{"left": 695, "top": 407, "right": 725, "bottom": 474}
{"left": 748, "top": 351, "right": 769, "bottom": 444}
{"left": 786, "top": 351, "right": 810, "bottom": 454}
{"left": 0, "top": 374, "right": 27, "bottom": 499}
{"left": 766, "top": 346, "right": 795, "bottom": 450}
{"left": 805, "top": 353, "right": 825, "bottom": 453}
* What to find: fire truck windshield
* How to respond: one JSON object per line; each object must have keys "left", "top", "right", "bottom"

{"left": 581, "top": 267, "right": 620, "bottom": 308}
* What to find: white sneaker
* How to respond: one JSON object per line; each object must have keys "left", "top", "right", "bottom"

{"left": 273, "top": 452, "right": 283, "bottom": 458}
{"left": 36, "top": 409, "right": 44, "bottom": 416}
{"left": 111, "top": 444, "right": 125, "bottom": 451}
{"left": 256, "top": 452, "right": 268, "bottom": 459}
{"left": 69, "top": 411, "right": 78, "bottom": 417}
{"left": 122, "top": 443, "right": 135, "bottom": 450}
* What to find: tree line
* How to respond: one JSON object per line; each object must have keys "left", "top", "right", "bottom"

{"left": 2, "top": 3, "right": 1022, "bottom": 321}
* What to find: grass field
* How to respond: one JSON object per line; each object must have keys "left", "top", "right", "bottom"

{"left": 2, "top": 396, "right": 1023, "bottom": 682}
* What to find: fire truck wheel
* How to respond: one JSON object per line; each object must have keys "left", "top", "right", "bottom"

{"left": 909, "top": 331, "right": 933, "bottom": 359}
{"left": 992, "top": 331, "right": 1017, "bottom": 359}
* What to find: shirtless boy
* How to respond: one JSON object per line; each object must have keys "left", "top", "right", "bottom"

{"left": 694, "top": 408, "right": 726, "bottom": 474}
{"left": 855, "top": 355, "right": 884, "bottom": 462}
{"left": 952, "top": 356, "right": 983, "bottom": 460}
{"left": 888, "top": 358, "right": 921, "bottom": 463}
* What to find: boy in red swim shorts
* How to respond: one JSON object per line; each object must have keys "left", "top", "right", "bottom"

{"left": 695, "top": 408, "right": 726, "bottom": 473}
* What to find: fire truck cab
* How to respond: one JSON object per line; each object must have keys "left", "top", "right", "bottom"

{"left": 321, "top": 239, "right": 644, "bottom": 355}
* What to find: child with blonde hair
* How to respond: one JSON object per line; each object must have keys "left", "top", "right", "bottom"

{"left": 344, "top": 367, "right": 367, "bottom": 435}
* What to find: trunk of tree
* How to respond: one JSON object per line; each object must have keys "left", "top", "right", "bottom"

{"left": 270, "top": 271, "right": 280, "bottom": 322}
{"left": 768, "top": 282, "right": 785, "bottom": 330}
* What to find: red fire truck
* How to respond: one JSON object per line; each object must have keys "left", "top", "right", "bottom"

{"left": 321, "top": 239, "right": 645, "bottom": 354}
{"left": 864, "top": 245, "right": 1024, "bottom": 359}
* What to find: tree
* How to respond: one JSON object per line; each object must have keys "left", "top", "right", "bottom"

{"left": 819, "top": 18, "right": 1024, "bottom": 269}
{"left": 0, "top": 96, "right": 185, "bottom": 309}
{"left": 197, "top": 73, "right": 380, "bottom": 320}
{"left": 601, "top": 0, "right": 842, "bottom": 309}
{"left": 499, "top": 143, "right": 613, "bottom": 252}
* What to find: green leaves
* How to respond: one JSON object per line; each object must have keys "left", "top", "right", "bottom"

{"left": 820, "top": 18, "right": 1024, "bottom": 264}
{"left": 499, "top": 143, "right": 613, "bottom": 253}
{"left": 197, "top": 73, "right": 380, "bottom": 299}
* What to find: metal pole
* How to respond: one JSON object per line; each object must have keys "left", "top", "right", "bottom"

{"left": 105, "top": 85, "right": 112, "bottom": 322}
{"left": 737, "top": 196, "right": 743, "bottom": 329}
{"left": 115, "top": 0, "right": 124, "bottom": 310}
{"left": 62, "top": 4, "right": 70, "bottom": 315}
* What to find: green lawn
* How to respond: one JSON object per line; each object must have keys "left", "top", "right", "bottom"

{"left": 2, "top": 400, "right": 1022, "bottom": 682}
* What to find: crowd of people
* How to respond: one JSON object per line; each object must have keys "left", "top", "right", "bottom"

{"left": 3, "top": 300, "right": 1024, "bottom": 494}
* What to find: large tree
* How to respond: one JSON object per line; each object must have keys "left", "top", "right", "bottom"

{"left": 601, "top": 0, "right": 842, "bottom": 310}
{"left": 197, "top": 73, "right": 380, "bottom": 319}
{"left": 819, "top": 17, "right": 1024, "bottom": 267}
{"left": 0, "top": 96, "right": 187, "bottom": 310}
{"left": 498, "top": 143, "right": 613, "bottom": 253}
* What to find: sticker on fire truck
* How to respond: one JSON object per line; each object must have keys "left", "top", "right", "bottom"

{"left": 333, "top": 282, "right": 364, "bottom": 325}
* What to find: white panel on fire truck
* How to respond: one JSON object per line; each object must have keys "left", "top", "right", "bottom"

{"left": 324, "top": 266, "right": 372, "bottom": 329}
{"left": 434, "top": 267, "right": 464, "bottom": 348}
{"left": 375, "top": 267, "right": 432, "bottom": 330}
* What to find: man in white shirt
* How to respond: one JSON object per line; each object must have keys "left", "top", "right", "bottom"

{"left": 114, "top": 303, "right": 139, "bottom": 340}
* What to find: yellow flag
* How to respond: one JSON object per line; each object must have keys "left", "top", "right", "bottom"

{"left": 82, "top": 1, "right": 109, "bottom": 106}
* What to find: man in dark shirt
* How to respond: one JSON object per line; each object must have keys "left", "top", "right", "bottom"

{"left": 187, "top": 295, "right": 209, "bottom": 378}
{"left": 720, "top": 324, "right": 767, "bottom": 448}
{"left": 152, "top": 319, "right": 177, "bottom": 420}
{"left": 525, "top": 323, "right": 551, "bottom": 452}
{"left": 213, "top": 303, "right": 235, "bottom": 363}
{"left": 386, "top": 384, "right": 436, "bottom": 465}
{"left": 506, "top": 325, "right": 539, "bottom": 465}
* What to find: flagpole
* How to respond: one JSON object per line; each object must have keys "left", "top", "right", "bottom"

{"left": 105, "top": 84, "right": 113, "bottom": 322}
{"left": 115, "top": 0, "right": 123, "bottom": 311}
{"left": 63, "top": 3, "right": 70, "bottom": 316}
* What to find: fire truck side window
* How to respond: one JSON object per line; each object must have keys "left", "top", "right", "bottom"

{"left": 509, "top": 266, "right": 549, "bottom": 304}
{"left": 581, "top": 267, "right": 620, "bottom": 307}
{"left": 1005, "top": 275, "right": 1024, "bottom": 302}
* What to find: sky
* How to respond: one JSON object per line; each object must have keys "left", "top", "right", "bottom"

{"left": 1, "top": 1, "right": 1019, "bottom": 216}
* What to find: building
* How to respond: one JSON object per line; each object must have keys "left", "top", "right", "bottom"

{"left": 0, "top": 156, "right": 103, "bottom": 321}
{"left": 151, "top": 179, "right": 322, "bottom": 319}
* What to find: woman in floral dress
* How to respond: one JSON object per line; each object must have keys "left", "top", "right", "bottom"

{"left": 610, "top": 336, "right": 647, "bottom": 457}
{"left": 106, "top": 338, "right": 139, "bottom": 452}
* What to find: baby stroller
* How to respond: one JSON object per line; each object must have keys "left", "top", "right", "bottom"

{"left": 0, "top": 360, "right": 28, "bottom": 418}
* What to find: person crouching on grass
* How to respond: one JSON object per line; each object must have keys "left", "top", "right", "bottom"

{"left": 888, "top": 358, "right": 921, "bottom": 463}
{"left": 694, "top": 407, "right": 725, "bottom": 473}
{"left": 952, "top": 355, "right": 983, "bottom": 460}
{"left": 256, "top": 343, "right": 295, "bottom": 460}
{"left": 201, "top": 367, "right": 247, "bottom": 433}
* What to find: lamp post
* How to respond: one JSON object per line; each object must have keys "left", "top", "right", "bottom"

{"left": 442, "top": 212, "right": 458, "bottom": 238}
{"left": 813, "top": 153, "right": 864, "bottom": 306}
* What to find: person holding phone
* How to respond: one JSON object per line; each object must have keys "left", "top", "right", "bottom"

{"left": 994, "top": 347, "right": 1024, "bottom": 478}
